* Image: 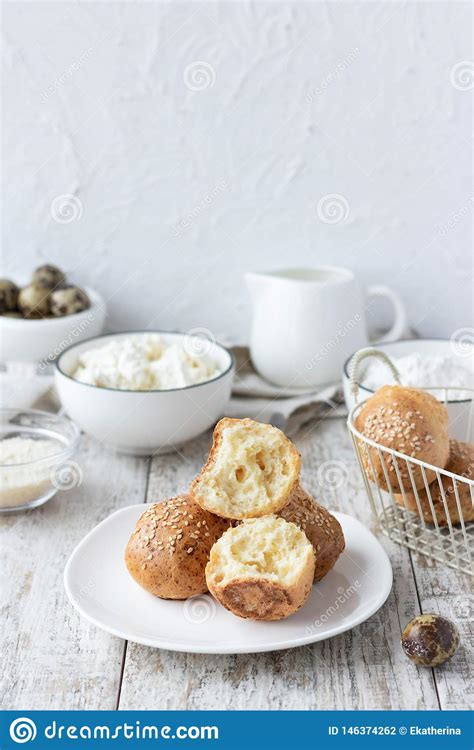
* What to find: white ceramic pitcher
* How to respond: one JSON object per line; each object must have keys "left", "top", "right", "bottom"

{"left": 246, "top": 266, "right": 407, "bottom": 388}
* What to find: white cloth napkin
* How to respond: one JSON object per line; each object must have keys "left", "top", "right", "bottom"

{"left": 226, "top": 347, "right": 346, "bottom": 436}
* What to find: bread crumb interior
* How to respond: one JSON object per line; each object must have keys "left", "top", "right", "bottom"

{"left": 209, "top": 516, "right": 312, "bottom": 586}
{"left": 202, "top": 421, "right": 294, "bottom": 515}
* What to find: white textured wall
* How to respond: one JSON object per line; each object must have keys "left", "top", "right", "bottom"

{"left": 2, "top": 1, "right": 472, "bottom": 343}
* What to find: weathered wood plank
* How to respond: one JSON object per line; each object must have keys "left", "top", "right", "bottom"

{"left": 0, "top": 434, "right": 149, "bottom": 710}
{"left": 409, "top": 552, "right": 473, "bottom": 710}
{"left": 119, "top": 420, "right": 440, "bottom": 710}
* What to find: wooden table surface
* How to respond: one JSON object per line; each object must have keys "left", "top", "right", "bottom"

{"left": 2, "top": 416, "right": 472, "bottom": 711}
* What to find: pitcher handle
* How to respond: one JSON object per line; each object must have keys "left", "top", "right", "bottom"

{"left": 367, "top": 285, "right": 407, "bottom": 344}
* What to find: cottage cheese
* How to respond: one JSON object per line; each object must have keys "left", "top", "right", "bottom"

{"left": 73, "top": 334, "right": 223, "bottom": 391}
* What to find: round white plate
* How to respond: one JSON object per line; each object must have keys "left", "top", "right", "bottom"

{"left": 64, "top": 504, "right": 392, "bottom": 654}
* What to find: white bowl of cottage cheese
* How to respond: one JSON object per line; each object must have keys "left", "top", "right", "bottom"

{"left": 55, "top": 331, "right": 234, "bottom": 455}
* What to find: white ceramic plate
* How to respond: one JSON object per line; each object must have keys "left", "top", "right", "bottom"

{"left": 64, "top": 505, "right": 392, "bottom": 654}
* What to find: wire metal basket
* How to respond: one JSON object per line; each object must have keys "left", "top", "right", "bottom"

{"left": 347, "top": 349, "right": 474, "bottom": 576}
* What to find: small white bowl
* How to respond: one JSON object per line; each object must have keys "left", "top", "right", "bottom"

{"left": 0, "top": 287, "right": 106, "bottom": 364}
{"left": 55, "top": 331, "right": 235, "bottom": 455}
{"left": 343, "top": 339, "right": 474, "bottom": 442}
{"left": 0, "top": 408, "right": 80, "bottom": 513}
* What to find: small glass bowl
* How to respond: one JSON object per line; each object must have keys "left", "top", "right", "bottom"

{"left": 0, "top": 408, "right": 80, "bottom": 513}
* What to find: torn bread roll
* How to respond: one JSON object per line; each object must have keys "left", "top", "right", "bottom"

{"left": 205, "top": 516, "right": 315, "bottom": 620}
{"left": 190, "top": 417, "right": 300, "bottom": 520}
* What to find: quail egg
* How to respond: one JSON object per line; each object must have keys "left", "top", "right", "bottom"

{"left": 0, "top": 279, "right": 19, "bottom": 313}
{"left": 18, "top": 284, "right": 50, "bottom": 319}
{"left": 401, "top": 614, "right": 460, "bottom": 667}
{"left": 32, "top": 264, "right": 66, "bottom": 289}
{"left": 50, "top": 285, "right": 90, "bottom": 317}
